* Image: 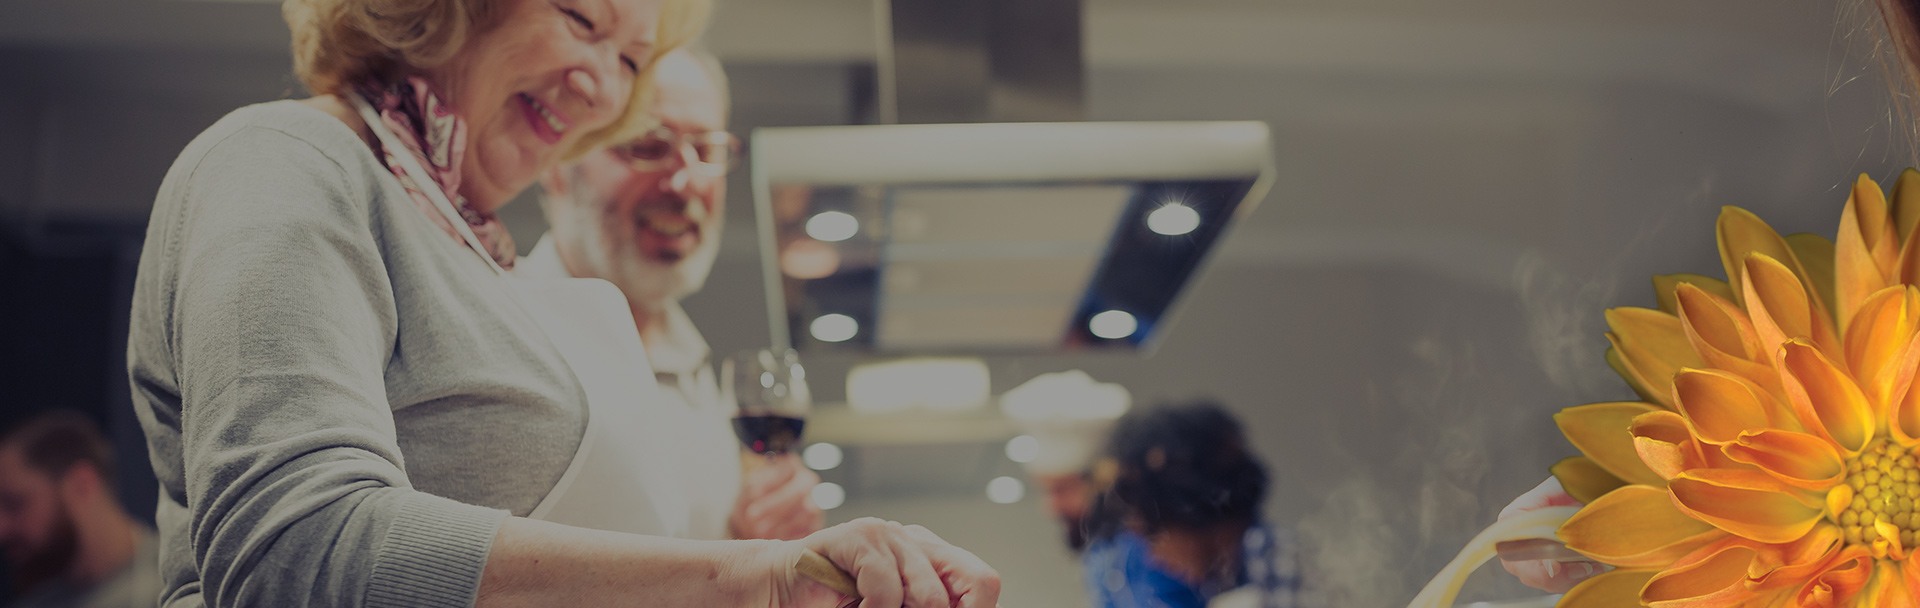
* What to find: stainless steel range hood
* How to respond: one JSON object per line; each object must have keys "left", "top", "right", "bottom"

{"left": 752, "top": 0, "right": 1275, "bottom": 355}
{"left": 874, "top": 0, "right": 1084, "bottom": 124}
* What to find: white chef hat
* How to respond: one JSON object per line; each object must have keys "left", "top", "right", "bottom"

{"left": 999, "top": 370, "right": 1130, "bottom": 476}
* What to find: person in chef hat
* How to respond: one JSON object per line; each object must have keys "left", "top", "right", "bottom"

{"left": 1000, "top": 370, "right": 1130, "bottom": 552}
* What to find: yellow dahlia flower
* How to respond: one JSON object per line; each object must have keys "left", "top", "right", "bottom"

{"left": 1554, "top": 171, "right": 1920, "bottom": 607}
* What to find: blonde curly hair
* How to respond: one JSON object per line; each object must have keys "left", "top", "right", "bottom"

{"left": 284, "top": 0, "right": 711, "bottom": 156}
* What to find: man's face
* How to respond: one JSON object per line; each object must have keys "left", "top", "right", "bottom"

{"left": 547, "top": 51, "right": 729, "bottom": 308}
{"left": 0, "top": 447, "right": 78, "bottom": 586}
{"left": 1036, "top": 472, "right": 1094, "bottom": 551}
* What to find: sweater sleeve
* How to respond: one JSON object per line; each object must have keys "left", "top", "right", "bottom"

{"left": 165, "top": 123, "right": 508, "bottom": 608}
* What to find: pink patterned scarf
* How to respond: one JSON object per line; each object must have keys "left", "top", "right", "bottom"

{"left": 358, "top": 77, "right": 517, "bottom": 269}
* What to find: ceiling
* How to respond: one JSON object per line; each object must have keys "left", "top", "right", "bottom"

{"left": 0, "top": 0, "right": 1868, "bottom": 270}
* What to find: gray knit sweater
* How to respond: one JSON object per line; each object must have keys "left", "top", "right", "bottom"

{"left": 128, "top": 100, "right": 588, "bottom": 608}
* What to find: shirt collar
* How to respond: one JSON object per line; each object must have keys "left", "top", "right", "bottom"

{"left": 520, "top": 234, "right": 712, "bottom": 376}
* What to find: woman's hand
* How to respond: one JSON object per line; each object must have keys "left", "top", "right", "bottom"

{"left": 762, "top": 518, "right": 1000, "bottom": 608}
{"left": 731, "top": 454, "right": 826, "bottom": 540}
{"left": 1496, "top": 477, "right": 1605, "bottom": 593}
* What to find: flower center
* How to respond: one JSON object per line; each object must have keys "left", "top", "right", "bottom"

{"left": 1839, "top": 438, "right": 1920, "bottom": 549}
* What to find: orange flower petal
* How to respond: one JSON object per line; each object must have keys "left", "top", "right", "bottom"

{"left": 1551, "top": 455, "right": 1628, "bottom": 505}
{"left": 1720, "top": 429, "right": 1846, "bottom": 491}
{"left": 1668, "top": 469, "right": 1824, "bottom": 544}
{"left": 1897, "top": 360, "right": 1920, "bottom": 445}
{"left": 1633, "top": 410, "right": 1706, "bottom": 480}
{"left": 1892, "top": 167, "right": 1920, "bottom": 242}
{"left": 1787, "top": 232, "right": 1839, "bottom": 322}
{"left": 1864, "top": 559, "right": 1916, "bottom": 608}
{"left": 1778, "top": 340, "right": 1876, "bottom": 455}
{"left": 1656, "top": 273, "right": 1736, "bottom": 316}
{"left": 1791, "top": 546, "right": 1873, "bottom": 608}
{"left": 1609, "top": 307, "right": 1706, "bottom": 409}
{"left": 1676, "top": 283, "right": 1763, "bottom": 361}
{"left": 1558, "top": 569, "right": 1658, "bottom": 608}
{"left": 1642, "top": 542, "right": 1762, "bottom": 608}
{"left": 1748, "top": 524, "right": 1846, "bottom": 591}
{"left": 1558, "top": 484, "right": 1724, "bottom": 568}
{"left": 1743, "top": 252, "right": 1842, "bottom": 364}
{"left": 1677, "top": 284, "right": 1782, "bottom": 398}
{"left": 1836, "top": 174, "right": 1900, "bottom": 333}
{"left": 1873, "top": 520, "right": 1907, "bottom": 561}
{"left": 1855, "top": 172, "right": 1901, "bottom": 269}
{"left": 1673, "top": 368, "right": 1790, "bottom": 445}
{"left": 1557, "top": 402, "right": 1667, "bottom": 487}
{"left": 1903, "top": 556, "right": 1920, "bottom": 606}
{"left": 1720, "top": 206, "right": 1807, "bottom": 310}
{"left": 1843, "top": 286, "right": 1920, "bottom": 417}
{"left": 1607, "top": 346, "right": 1667, "bottom": 407}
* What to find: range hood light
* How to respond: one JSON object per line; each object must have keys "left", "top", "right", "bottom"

{"left": 811, "top": 314, "right": 860, "bottom": 343}
{"left": 806, "top": 211, "right": 860, "bottom": 242}
{"left": 1089, "top": 310, "right": 1138, "bottom": 340}
{"left": 986, "top": 476, "right": 1026, "bottom": 504}
{"left": 1147, "top": 202, "right": 1201, "bottom": 236}
{"left": 811, "top": 482, "right": 847, "bottom": 510}
{"left": 803, "top": 442, "right": 845, "bottom": 471}
{"left": 1005, "top": 435, "right": 1041, "bottom": 464}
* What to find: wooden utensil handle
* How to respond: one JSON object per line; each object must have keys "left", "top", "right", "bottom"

{"left": 796, "top": 549, "right": 861, "bottom": 600}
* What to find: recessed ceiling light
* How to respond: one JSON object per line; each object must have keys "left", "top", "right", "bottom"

{"left": 1146, "top": 202, "right": 1200, "bottom": 236}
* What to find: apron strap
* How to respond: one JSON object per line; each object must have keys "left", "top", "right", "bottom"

{"left": 347, "top": 92, "right": 509, "bottom": 277}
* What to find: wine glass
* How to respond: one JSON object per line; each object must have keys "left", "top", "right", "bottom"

{"left": 720, "top": 348, "right": 812, "bottom": 457}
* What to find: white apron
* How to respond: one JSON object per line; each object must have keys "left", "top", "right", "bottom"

{"left": 351, "top": 94, "right": 691, "bottom": 537}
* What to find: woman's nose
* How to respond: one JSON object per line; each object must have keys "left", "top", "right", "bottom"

{"left": 566, "top": 69, "right": 599, "bottom": 107}
{"left": 565, "top": 55, "right": 627, "bottom": 124}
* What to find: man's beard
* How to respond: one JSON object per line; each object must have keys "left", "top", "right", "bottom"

{"left": 8, "top": 500, "right": 78, "bottom": 593}
{"left": 583, "top": 203, "right": 720, "bottom": 307}
{"left": 1063, "top": 514, "right": 1088, "bottom": 553}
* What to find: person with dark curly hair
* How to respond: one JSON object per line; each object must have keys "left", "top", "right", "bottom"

{"left": 1081, "top": 400, "right": 1303, "bottom": 608}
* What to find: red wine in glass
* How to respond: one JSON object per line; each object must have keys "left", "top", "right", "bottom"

{"left": 722, "top": 348, "right": 811, "bottom": 458}
{"left": 733, "top": 413, "right": 807, "bottom": 456}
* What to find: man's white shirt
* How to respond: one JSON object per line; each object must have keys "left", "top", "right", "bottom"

{"left": 519, "top": 235, "right": 744, "bottom": 540}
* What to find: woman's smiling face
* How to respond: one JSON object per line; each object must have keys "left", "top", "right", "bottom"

{"left": 426, "top": 0, "right": 663, "bottom": 210}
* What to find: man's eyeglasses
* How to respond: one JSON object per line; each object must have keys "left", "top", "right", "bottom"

{"left": 609, "top": 127, "right": 741, "bottom": 175}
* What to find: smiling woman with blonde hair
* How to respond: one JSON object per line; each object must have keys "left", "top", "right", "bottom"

{"left": 124, "top": 0, "right": 1000, "bottom": 605}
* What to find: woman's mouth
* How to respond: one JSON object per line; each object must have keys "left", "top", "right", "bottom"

{"left": 516, "top": 93, "right": 570, "bottom": 145}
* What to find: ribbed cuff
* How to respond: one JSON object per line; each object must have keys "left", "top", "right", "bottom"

{"left": 364, "top": 494, "right": 510, "bottom": 608}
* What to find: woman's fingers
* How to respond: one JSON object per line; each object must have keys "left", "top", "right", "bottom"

{"left": 830, "top": 519, "right": 902, "bottom": 608}
{"left": 1500, "top": 559, "right": 1603, "bottom": 593}
{"left": 881, "top": 524, "right": 947, "bottom": 608}
{"left": 798, "top": 518, "right": 1000, "bottom": 608}
{"left": 900, "top": 524, "right": 1000, "bottom": 608}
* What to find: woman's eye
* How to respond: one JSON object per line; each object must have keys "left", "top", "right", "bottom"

{"left": 561, "top": 8, "right": 594, "bottom": 32}
{"left": 620, "top": 55, "right": 640, "bottom": 74}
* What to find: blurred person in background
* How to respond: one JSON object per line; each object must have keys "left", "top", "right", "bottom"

{"left": 1081, "top": 400, "right": 1303, "bottom": 608}
{"left": 0, "top": 411, "right": 159, "bottom": 608}
{"left": 123, "top": 0, "right": 999, "bottom": 603}
{"left": 530, "top": 47, "right": 822, "bottom": 542}
{"left": 1001, "top": 370, "right": 1130, "bottom": 554}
